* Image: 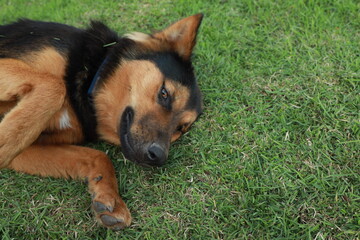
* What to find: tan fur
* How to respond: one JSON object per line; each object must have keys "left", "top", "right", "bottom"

{"left": 129, "top": 14, "right": 203, "bottom": 61}
{"left": 20, "top": 47, "right": 67, "bottom": 78}
{"left": 0, "top": 14, "right": 203, "bottom": 230}
{"left": 35, "top": 99, "right": 84, "bottom": 145}
{"left": 94, "top": 61, "right": 132, "bottom": 145}
{"left": 0, "top": 57, "right": 66, "bottom": 168}
{"left": 95, "top": 59, "right": 199, "bottom": 145}
{"left": 124, "top": 32, "right": 151, "bottom": 42}
{"left": 9, "top": 144, "right": 131, "bottom": 228}
{"left": 170, "top": 110, "right": 199, "bottom": 142}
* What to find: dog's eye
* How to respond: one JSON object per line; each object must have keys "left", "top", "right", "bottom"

{"left": 161, "top": 87, "right": 168, "bottom": 99}
{"left": 158, "top": 86, "right": 171, "bottom": 111}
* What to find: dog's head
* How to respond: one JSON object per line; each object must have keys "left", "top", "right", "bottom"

{"left": 94, "top": 14, "right": 203, "bottom": 166}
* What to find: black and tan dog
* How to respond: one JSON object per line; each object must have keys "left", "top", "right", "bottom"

{"left": 0, "top": 14, "right": 203, "bottom": 230}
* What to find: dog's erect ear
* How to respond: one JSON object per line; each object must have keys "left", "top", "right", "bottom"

{"left": 154, "top": 13, "right": 203, "bottom": 60}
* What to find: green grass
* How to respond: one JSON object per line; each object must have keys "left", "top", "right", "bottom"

{"left": 0, "top": 0, "right": 359, "bottom": 239}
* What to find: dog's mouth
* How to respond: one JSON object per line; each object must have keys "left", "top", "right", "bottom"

{"left": 119, "top": 106, "right": 168, "bottom": 167}
{"left": 119, "top": 106, "right": 136, "bottom": 161}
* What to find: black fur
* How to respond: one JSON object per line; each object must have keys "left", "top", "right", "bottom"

{"left": 0, "top": 19, "right": 201, "bottom": 141}
{"left": 137, "top": 52, "right": 201, "bottom": 113}
{"left": 0, "top": 19, "right": 81, "bottom": 57}
{"left": 0, "top": 19, "right": 121, "bottom": 141}
{"left": 64, "top": 21, "right": 120, "bottom": 141}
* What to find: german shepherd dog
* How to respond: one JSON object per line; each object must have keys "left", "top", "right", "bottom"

{"left": 0, "top": 14, "right": 203, "bottom": 230}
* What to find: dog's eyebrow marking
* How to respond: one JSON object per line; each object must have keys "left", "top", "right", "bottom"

{"left": 59, "top": 109, "right": 72, "bottom": 130}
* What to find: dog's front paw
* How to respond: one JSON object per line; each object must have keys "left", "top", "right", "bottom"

{"left": 92, "top": 193, "right": 132, "bottom": 230}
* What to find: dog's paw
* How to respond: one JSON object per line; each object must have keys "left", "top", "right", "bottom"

{"left": 92, "top": 193, "right": 132, "bottom": 230}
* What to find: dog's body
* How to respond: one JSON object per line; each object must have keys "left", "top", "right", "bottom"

{"left": 0, "top": 14, "right": 203, "bottom": 230}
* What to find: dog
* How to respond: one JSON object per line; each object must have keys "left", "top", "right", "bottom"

{"left": 0, "top": 14, "right": 203, "bottom": 230}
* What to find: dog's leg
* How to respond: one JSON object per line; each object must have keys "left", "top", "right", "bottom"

{"left": 0, "top": 59, "right": 65, "bottom": 168}
{"left": 8, "top": 144, "right": 131, "bottom": 230}
{"left": 0, "top": 100, "right": 16, "bottom": 115}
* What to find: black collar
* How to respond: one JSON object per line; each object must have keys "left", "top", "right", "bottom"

{"left": 87, "top": 55, "right": 110, "bottom": 96}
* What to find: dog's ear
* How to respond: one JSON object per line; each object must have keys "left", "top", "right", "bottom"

{"left": 153, "top": 13, "right": 203, "bottom": 60}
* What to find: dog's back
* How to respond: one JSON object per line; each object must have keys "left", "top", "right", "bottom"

{"left": 0, "top": 20, "right": 81, "bottom": 58}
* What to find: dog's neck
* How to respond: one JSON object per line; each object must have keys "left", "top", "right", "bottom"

{"left": 65, "top": 23, "right": 120, "bottom": 142}
{"left": 87, "top": 55, "right": 111, "bottom": 96}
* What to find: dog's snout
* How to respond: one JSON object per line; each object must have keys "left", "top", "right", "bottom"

{"left": 147, "top": 144, "right": 166, "bottom": 166}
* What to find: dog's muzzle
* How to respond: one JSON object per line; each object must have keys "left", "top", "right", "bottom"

{"left": 119, "top": 106, "right": 168, "bottom": 166}
{"left": 146, "top": 143, "right": 167, "bottom": 166}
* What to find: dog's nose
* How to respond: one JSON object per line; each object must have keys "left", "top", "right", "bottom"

{"left": 147, "top": 144, "right": 166, "bottom": 166}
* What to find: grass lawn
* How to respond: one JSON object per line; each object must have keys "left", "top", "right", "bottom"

{"left": 0, "top": 0, "right": 359, "bottom": 239}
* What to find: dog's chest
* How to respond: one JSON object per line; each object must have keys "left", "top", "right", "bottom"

{"left": 36, "top": 100, "right": 84, "bottom": 144}
{"left": 58, "top": 109, "right": 72, "bottom": 130}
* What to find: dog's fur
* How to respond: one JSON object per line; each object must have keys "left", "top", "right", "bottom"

{"left": 0, "top": 14, "right": 203, "bottom": 230}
